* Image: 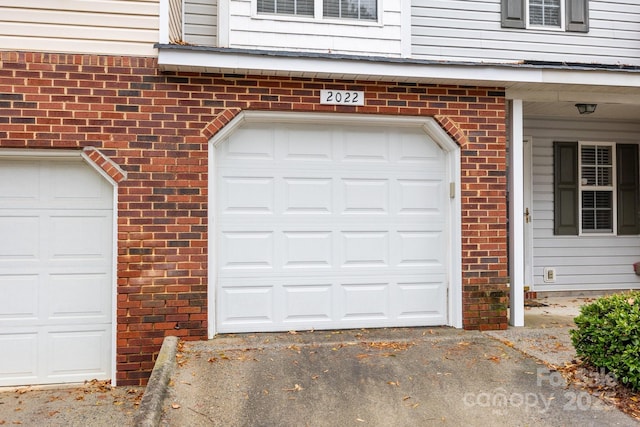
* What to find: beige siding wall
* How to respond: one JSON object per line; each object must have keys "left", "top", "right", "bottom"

{"left": 0, "top": 0, "right": 158, "bottom": 57}
{"left": 185, "top": 0, "right": 217, "bottom": 46}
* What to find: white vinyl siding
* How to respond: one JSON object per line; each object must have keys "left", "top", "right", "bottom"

{"left": 412, "top": 0, "right": 640, "bottom": 66}
{"left": 185, "top": 0, "right": 218, "bottom": 46}
{"left": 527, "top": 117, "right": 640, "bottom": 291}
{"left": 0, "top": 0, "right": 158, "bottom": 57}
{"left": 226, "top": 0, "right": 402, "bottom": 56}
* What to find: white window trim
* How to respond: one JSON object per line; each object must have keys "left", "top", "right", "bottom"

{"left": 526, "top": 0, "right": 565, "bottom": 31}
{"left": 578, "top": 141, "right": 617, "bottom": 236}
{"left": 252, "top": 0, "right": 383, "bottom": 26}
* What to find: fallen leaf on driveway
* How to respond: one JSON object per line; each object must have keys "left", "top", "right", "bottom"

{"left": 364, "top": 341, "right": 414, "bottom": 352}
{"left": 486, "top": 355, "right": 501, "bottom": 363}
{"left": 171, "top": 403, "right": 181, "bottom": 409}
{"left": 283, "top": 384, "right": 304, "bottom": 392}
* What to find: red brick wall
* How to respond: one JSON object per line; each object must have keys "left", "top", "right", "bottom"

{"left": 0, "top": 51, "right": 508, "bottom": 385}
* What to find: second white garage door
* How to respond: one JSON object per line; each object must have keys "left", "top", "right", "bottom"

{"left": 215, "top": 116, "right": 451, "bottom": 333}
{"left": 0, "top": 156, "right": 113, "bottom": 386}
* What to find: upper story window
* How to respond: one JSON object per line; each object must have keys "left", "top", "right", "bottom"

{"left": 258, "top": 0, "right": 378, "bottom": 21}
{"left": 501, "top": 0, "right": 589, "bottom": 32}
{"left": 257, "top": 0, "right": 314, "bottom": 16}
{"left": 324, "top": 0, "right": 377, "bottom": 21}
{"left": 529, "top": 0, "right": 561, "bottom": 28}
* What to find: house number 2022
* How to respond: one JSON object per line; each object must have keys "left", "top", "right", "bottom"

{"left": 320, "top": 90, "right": 365, "bottom": 106}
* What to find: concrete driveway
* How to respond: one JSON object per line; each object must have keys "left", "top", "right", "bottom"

{"left": 160, "top": 327, "right": 636, "bottom": 427}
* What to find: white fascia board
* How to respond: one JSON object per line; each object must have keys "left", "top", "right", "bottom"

{"left": 507, "top": 88, "right": 640, "bottom": 104}
{"left": 157, "top": 47, "right": 640, "bottom": 89}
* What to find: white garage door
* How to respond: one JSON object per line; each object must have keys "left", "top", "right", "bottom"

{"left": 0, "top": 157, "right": 113, "bottom": 386}
{"left": 215, "top": 119, "right": 450, "bottom": 333}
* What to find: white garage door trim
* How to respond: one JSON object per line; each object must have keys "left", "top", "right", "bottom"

{"left": 207, "top": 112, "right": 461, "bottom": 337}
{"left": 0, "top": 149, "right": 118, "bottom": 386}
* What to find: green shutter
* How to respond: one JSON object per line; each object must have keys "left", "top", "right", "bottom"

{"left": 501, "top": 0, "right": 526, "bottom": 29}
{"left": 566, "top": 0, "right": 589, "bottom": 32}
{"left": 616, "top": 144, "right": 639, "bottom": 235}
{"left": 554, "top": 142, "right": 579, "bottom": 235}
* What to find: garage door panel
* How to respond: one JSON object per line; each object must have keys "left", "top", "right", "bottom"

{"left": 282, "top": 231, "right": 332, "bottom": 269}
{"left": 341, "top": 282, "right": 389, "bottom": 320}
{"left": 220, "top": 231, "right": 274, "bottom": 270}
{"left": 396, "top": 231, "right": 445, "bottom": 267}
{"left": 341, "top": 231, "right": 389, "bottom": 267}
{"left": 283, "top": 177, "right": 332, "bottom": 214}
{"left": 397, "top": 280, "right": 447, "bottom": 321}
{"left": 283, "top": 284, "right": 332, "bottom": 322}
{"left": 281, "top": 126, "right": 334, "bottom": 161}
{"left": 397, "top": 179, "right": 446, "bottom": 214}
{"left": 0, "top": 161, "right": 39, "bottom": 202}
{"left": 219, "top": 176, "right": 275, "bottom": 214}
{"left": 0, "top": 275, "right": 38, "bottom": 321}
{"left": 0, "top": 331, "right": 39, "bottom": 385}
{"left": 342, "top": 178, "right": 389, "bottom": 214}
{"left": 48, "top": 274, "right": 111, "bottom": 321}
{"left": 398, "top": 133, "right": 444, "bottom": 163}
{"left": 219, "top": 285, "right": 273, "bottom": 326}
{"left": 49, "top": 162, "right": 112, "bottom": 208}
{"left": 342, "top": 131, "right": 389, "bottom": 163}
{"left": 49, "top": 214, "right": 111, "bottom": 260}
{"left": 0, "top": 215, "right": 40, "bottom": 259}
{"left": 48, "top": 328, "right": 110, "bottom": 379}
{"left": 225, "top": 126, "right": 275, "bottom": 160}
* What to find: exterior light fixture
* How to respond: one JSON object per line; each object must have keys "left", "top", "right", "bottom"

{"left": 575, "top": 103, "right": 597, "bottom": 114}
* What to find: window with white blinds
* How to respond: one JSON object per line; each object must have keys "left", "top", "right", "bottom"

{"left": 529, "top": 0, "right": 561, "bottom": 27}
{"left": 257, "top": 0, "right": 314, "bottom": 16}
{"left": 323, "top": 0, "right": 377, "bottom": 20}
{"left": 580, "top": 143, "right": 614, "bottom": 233}
{"left": 257, "top": 0, "right": 377, "bottom": 21}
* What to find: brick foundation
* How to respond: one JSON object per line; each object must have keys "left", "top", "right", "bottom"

{"left": 0, "top": 51, "right": 509, "bottom": 384}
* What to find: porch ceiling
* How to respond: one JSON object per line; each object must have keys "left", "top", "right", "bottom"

{"left": 509, "top": 83, "right": 640, "bottom": 122}
{"left": 523, "top": 101, "right": 640, "bottom": 121}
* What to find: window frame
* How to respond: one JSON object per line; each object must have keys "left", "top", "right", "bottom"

{"left": 553, "top": 141, "right": 640, "bottom": 237}
{"left": 254, "top": 0, "right": 381, "bottom": 25}
{"left": 527, "top": 0, "right": 564, "bottom": 30}
{"left": 501, "top": 0, "right": 589, "bottom": 33}
{"left": 578, "top": 142, "right": 616, "bottom": 235}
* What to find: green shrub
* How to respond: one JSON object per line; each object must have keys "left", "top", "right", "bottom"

{"left": 570, "top": 291, "right": 640, "bottom": 391}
